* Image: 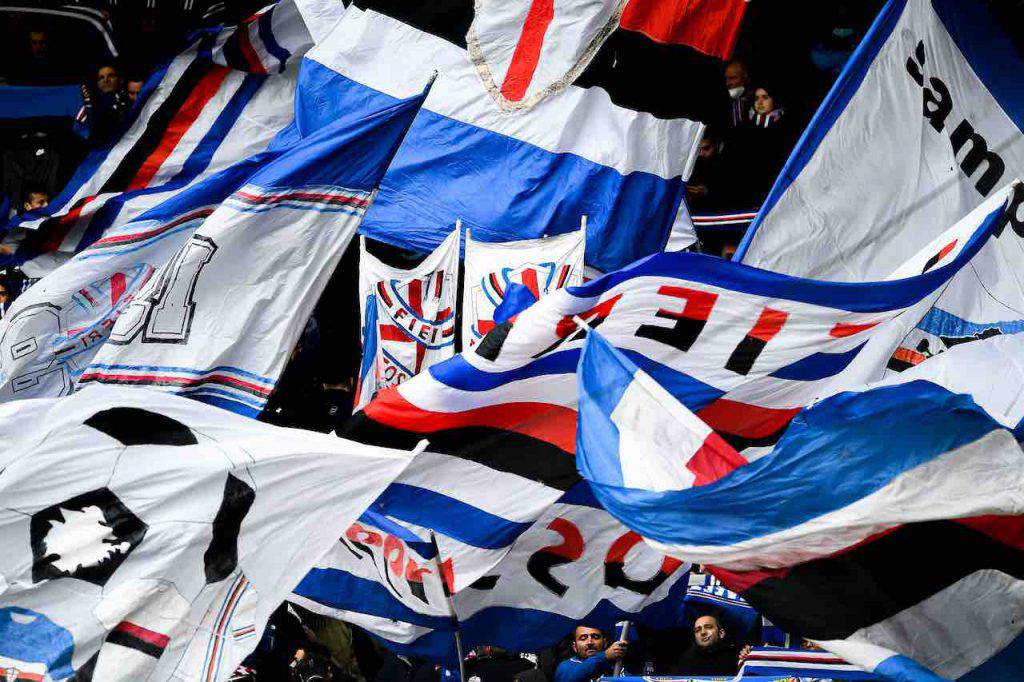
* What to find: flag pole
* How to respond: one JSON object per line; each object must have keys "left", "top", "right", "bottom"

{"left": 612, "top": 620, "right": 631, "bottom": 677}
{"left": 430, "top": 530, "right": 466, "bottom": 682}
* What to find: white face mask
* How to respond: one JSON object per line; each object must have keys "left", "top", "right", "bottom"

{"left": 728, "top": 86, "right": 745, "bottom": 100}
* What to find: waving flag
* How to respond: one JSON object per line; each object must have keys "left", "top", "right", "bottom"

{"left": 293, "top": 481, "right": 691, "bottom": 663}
{"left": 339, "top": 175, "right": 1006, "bottom": 641}
{"left": 462, "top": 228, "right": 584, "bottom": 350}
{"left": 739, "top": 648, "right": 884, "bottom": 681}
{"left": 357, "top": 230, "right": 460, "bottom": 409}
{"left": 0, "top": 385, "right": 413, "bottom": 681}
{"left": 466, "top": 0, "right": 746, "bottom": 110}
{"left": 577, "top": 332, "right": 1024, "bottom": 680}
{"left": 78, "top": 78, "right": 428, "bottom": 417}
{"left": 1, "top": 2, "right": 312, "bottom": 277}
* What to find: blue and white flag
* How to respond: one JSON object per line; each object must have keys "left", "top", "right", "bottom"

{"left": 739, "top": 648, "right": 884, "bottom": 681}
{"left": 1, "top": 2, "right": 312, "bottom": 277}
{"left": 735, "top": 0, "right": 1024, "bottom": 381}
{"left": 77, "top": 78, "right": 428, "bottom": 417}
{"left": 577, "top": 331, "right": 1024, "bottom": 680}
{"left": 293, "top": 482, "right": 691, "bottom": 664}
{"left": 352, "top": 15, "right": 704, "bottom": 272}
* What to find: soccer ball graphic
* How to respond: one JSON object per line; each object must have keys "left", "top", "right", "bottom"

{"left": 0, "top": 395, "right": 258, "bottom": 680}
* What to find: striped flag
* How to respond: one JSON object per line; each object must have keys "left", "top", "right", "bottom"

{"left": 575, "top": 322, "right": 1024, "bottom": 678}
{"left": 1, "top": 0, "right": 315, "bottom": 277}
{"left": 739, "top": 647, "right": 884, "bottom": 680}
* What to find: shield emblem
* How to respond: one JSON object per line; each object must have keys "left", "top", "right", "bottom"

{"left": 374, "top": 271, "right": 456, "bottom": 389}
{"left": 466, "top": 0, "right": 628, "bottom": 110}
{"left": 468, "top": 261, "right": 572, "bottom": 345}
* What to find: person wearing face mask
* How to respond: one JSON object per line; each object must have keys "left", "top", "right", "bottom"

{"left": 724, "top": 61, "right": 753, "bottom": 128}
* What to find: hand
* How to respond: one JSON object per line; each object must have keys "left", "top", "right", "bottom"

{"left": 605, "top": 641, "right": 628, "bottom": 661}
{"left": 685, "top": 183, "right": 708, "bottom": 198}
{"left": 738, "top": 645, "right": 752, "bottom": 664}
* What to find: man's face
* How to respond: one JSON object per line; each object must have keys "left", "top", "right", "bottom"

{"left": 0, "top": 286, "right": 9, "bottom": 304}
{"left": 573, "top": 627, "right": 606, "bottom": 658}
{"left": 693, "top": 616, "right": 724, "bottom": 649}
{"left": 127, "top": 80, "right": 143, "bottom": 102}
{"left": 24, "top": 192, "right": 48, "bottom": 211}
{"left": 29, "top": 31, "right": 48, "bottom": 57}
{"left": 724, "top": 63, "right": 748, "bottom": 91}
{"left": 698, "top": 138, "right": 717, "bottom": 160}
{"left": 97, "top": 66, "right": 120, "bottom": 94}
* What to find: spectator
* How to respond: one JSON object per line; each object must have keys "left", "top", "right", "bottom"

{"left": 21, "top": 184, "right": 49, "bottom": 213}
{"left": 292, "top": 643, "right": 336, "bottom": 682}
{"left": 724, "top": 61, "right": 753, "bottom": 128}
{"left": 732, "top": 82, "right": 797, "bottom": 206}
{"left": 685, "top": 130, "right": 737, "bottom": 214}
{"left": 464, "top": 646, "right": 535, "bottom": 682}
{"left": 667, "top": 614, "right": 746, "bottom": 676}
{"left": 751, "top": 86, "right": 786, "bottom": 128}
{"left": 0, "top": 282, "right": 10, "bottom": 319}
{"left": 554, "top": 626, "right": 627, "bottom": 682}
{"left": 82, "top": 64, "right": 131, "bottom": 143}
{"left": 20, "top": 27, "right": 61, "bottom": 85}
{"left": 126, "top": 77, "right": 145, "bottom": 104}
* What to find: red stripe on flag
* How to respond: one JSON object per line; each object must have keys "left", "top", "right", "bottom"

{"left": 379, "top": 325, "right": 412, "bottom": 342}
{"left": 686, "top": 431, "right": 748, "bottom": 487}
{"left": 748, "top": 307, "right": 788, "bottom": 343}
{"left": 500, "top": 0, "right": 555, "bottom": 102}
{"left": 110, "top": 272, "right": 126, "bottom": 305}
{"left": 41, "top": 195, "right": 97, "bottom": 252}
{"left": 115, "top": 621, "right": 171, "bottom": 649}
{"left": 619, "top": 0, "right": 748, "bottom": 60}
{"left": 364, "top": 389, "right": 577, "bottom": 453}
{"left": 408, "top": 279, "right": 424, "bottom": 318}
{"left": 830, "top": 321, "right": 880, "bottom": 337}
{"left": 697, "top": 399, "right": 800, "bottom": 439}
{"left": 127, "top": 66, "right": 232, "bottom": 190}
{"left": 521, "top": 267, "right": 541, "bottom": 299}
{"left": 956, "top": 515, "right": 1024, "bottom": 551}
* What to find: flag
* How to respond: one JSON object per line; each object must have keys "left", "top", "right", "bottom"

{"left": 356, "top": 230, "right": 460, "bottom": 410}
{"left": 737, "top": 0, "right": 1024, "bottom": 280}
{"left": 0, "top": 385, "right": 413, "bottom": 681}
{"left": 292, "top": 481, "right": 691, "bottom": 663}
{"left": 576, "top": 338, "right": 1024, "bottom": 680}
{"left": 78, "top": 85, "right": 427, "bottom": 417}
{"left": 211, "top": 0, "right": 315, "bottom": 75}
{"left": 346, "top": 3, "right": 704, "bottom": 273}
{"left": 1, "top": 1, "right": 311, "bottom": 277}
{"left": 338, "top": 178, "right": 1004, "bottom": 638}
{"left": 465, "top": 0, "right": 746, "bottom": 110}
{"left": 461, "top": 228, "right": 584, "bottom": 350}
{"left": 739, "top": 647, "right": 884, "bottom": 681}
{"left": 0, "top": 155, "right": 270, "bottom": 404}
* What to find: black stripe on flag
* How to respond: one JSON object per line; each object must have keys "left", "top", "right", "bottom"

{"left": 99, "top": 57, "right": 215, "bottom": 193}
{"left": 105, "top": 627, "right": 166, "bottom": 659}
{"left": 342, "top": 414, "right": 582, "bottom": 491}
{"left": 736, "top": 520, "right": 1024, "bottom": 641}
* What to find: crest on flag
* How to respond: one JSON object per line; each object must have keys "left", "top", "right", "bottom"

{"left": 462, "top": 229, "right": 584, "bottom": 349}
{"left": 357, "top": 230, "right": 460, "bottom": 409}
{"left": 466, "top": 0, "right": 629, "bottom": 110}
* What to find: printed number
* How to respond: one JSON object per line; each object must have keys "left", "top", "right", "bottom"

{"left": 109, "top": 236, "right": 217, "bottom": 345}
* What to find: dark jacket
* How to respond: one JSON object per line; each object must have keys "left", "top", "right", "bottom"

{"left": 554, "top": 652, "right": 615, "bottom": 682}
{"left": 668, "top": 641, "right": 741, "bottom": 677}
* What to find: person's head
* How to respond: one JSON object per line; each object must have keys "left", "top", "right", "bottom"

{"left": 571, "top": 625, "right": 607, "bottom": 659}
{"left": 96, "top": 65, "right": 121, "bottom": 94}
{"left": 720, "top": 243, "right": 737, "bottom": 260}
{"left": 293, "top": 645, "right": 333, "bottom": 681}
{"left": 28, "top": 29, "right": 48, "bottom": 57}
{"left": 0, "top": 282, "right": 9, "bottom": 305}
{"left": 126, "top": 79, "right": 144, "bottom": 102}
{"left": 724, "top": 61, "right": 749, "bottom": 98}
{"left": 698, "top": 132, "right": 721, "bottom": 161}
{"left": 693, "top": 614, "right": 726, "bottom": 650}
{"left": 753, "top": 86, "right": 778, "bottom": 116}
{"left": 22, "top": 186, "right": 49, "bottom": 212}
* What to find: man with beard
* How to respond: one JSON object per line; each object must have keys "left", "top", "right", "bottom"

{"left": 669, "top": 614, "right": 747, "bottom": 676}
{"left": 554, "top": 626, "right": 627, "bottom": 682}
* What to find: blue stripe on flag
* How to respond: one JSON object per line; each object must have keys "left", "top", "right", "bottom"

{"left": 374, "top": 483, "right": 532, "bottom": 550}
{"left": 258, "top": 8, "right": 292, "bottom": 72}
{"left": 770, "top": 342, "right": 866, "bottom": 381}
{"left": 586, "top": 381, "right": 1004, "bottom": 548}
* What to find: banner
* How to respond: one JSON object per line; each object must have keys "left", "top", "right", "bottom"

{"left": 1, "top": 5, "right": 306, "bottom": 276}
{"left": 356, "top": 230, "right": 460, "bottom": 409}
{"left": 294, "top": 482, "right": 691, "bottom": 663}
{"left": 0, "top": 385, "right": 412, "bottom": 681}
{"left": 461, "top": 228, "right": 584, "bottom": 350}
{"left": 78, "top": 83, "right": 428, "bottom": 417}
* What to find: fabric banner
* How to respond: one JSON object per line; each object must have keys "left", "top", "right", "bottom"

{"left": 293, "top": 482, "right": 691, "bottom": 663}
{"left": 576, "top": 334, "right": 1024, "bottom": 679}
{"left": 737, "top": 0, "right": 1024, "bottom": 281}
{"left": 1, "top": 6, "right": 305, "bottom": 277}
{"left": 356, "top": 230, "right": 460, "bottom": 410}
{"left": 77, "top": 82, "right": 427, "bottom": 417}
{"left": 0, "top": 385, "right": 412, "bottom": 681}
{"left": 350, "top": 7, "right": 704, "bottom": 273}
{"left": 461, "top": 228, "right": 585, "bottom": 350}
